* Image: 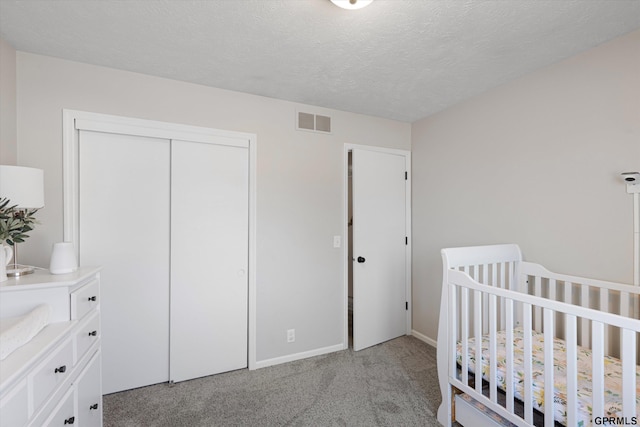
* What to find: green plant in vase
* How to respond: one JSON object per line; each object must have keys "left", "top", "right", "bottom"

{"left": 0, "top": 197, "right": 39, "bottom": 246}
{"left": 0, "top": 197, "right": 40, "bottom": 279}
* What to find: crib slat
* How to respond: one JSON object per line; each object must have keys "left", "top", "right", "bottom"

{"left": 534, "top": 274, "right": 541, "bottom": 297}
{"left": 533, "top": 276, "right": 542, "bottom": 332}
{"left": 483, "top": 263, "right": 488, "bottom": 284}
{"left": 563, "top": 281, "right": 572, "bottom": 345}
{"left": 549, "top": 278, "right": 557, "bottom": 336}
{"left": 461, "top": 287, "right": 469, "bottom": 385}
{"left": 636, "top": 294, "right": 640, "bottom": 360}
{"left": 621, "top": 291, "right": 630, "bottom": 318}
{"left": 621, "top": 328, "right": 636, "bottom": 419}
{"left": 600, "top": 287, "right": 610, "bottom": 355}
{"left": 548, "top": 278, "right": 556, "bottom": 301}
{"left": 482, "top": 265, "right": 489, "bottom": 334}
{"left": 543, "top": 308, "right": 554, "bottom": 427}
{"left": 564, "top": 280, "right": 572, "bottom": 305}
{"left": 599, "top": 286, "right": 609, "bottom": 313}
{"left": 499, "top": 263, "right": 506, "bottom": 330}
{"left": 510, "top": 262, "right": 522, "bottom": 326}
{"left": 566, "top": 314, "right": 578, "bottom": 427}
{"left": 581, "top": 284, "right": 590, "bottom": 347}
{"left": 580, "top": 283, "right": 590, "bottom": 308}
{"left": 508, "top": 261, "right": 514, "bottom": 290}
{"left": 474, "top": 289, "right": 482, "bottom": 395}
{"left": 489, "top": 294, "right": 497, "bottom": 404}
{"left": 449, "top": 284, "right": 458, "bottom": 380}
{"left": 491, "top": 262, "right": 504, "bottom": 331}
{"left": 505, "top": 299, "right": 515, "bottom": 413}
{"left": 592, "top": 321, "right": 605, "bottom": 419}
{"left": 523, "top": 303, "right": 533, "bottom": 424}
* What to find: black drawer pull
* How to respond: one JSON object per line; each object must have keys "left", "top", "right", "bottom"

{"left": 54, "top": 365, "right": 67, "bottom": 374}
{"left": 64, "top": 416, "right": 75, "bottom": 425}
{"left": 88, "top": 330, "right": 98, "bottom": 337}
{"left": 88, "top": 296, "right": 97, "bottom": 302}
{"left": 89, "top": 403, "right": 99, "bottom": 410}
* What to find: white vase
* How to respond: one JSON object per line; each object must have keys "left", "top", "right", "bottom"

{"left": 0, "top": 245, "right": 13, "bottom": 283}
{"left": 49, "top": 242, "right": 77, "bottom": 274}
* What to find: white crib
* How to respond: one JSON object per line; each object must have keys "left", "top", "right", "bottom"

{"left": 436, "top": 244, "right": 640, "bottom": 427}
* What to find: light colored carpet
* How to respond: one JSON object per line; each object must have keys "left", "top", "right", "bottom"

{"left": 103, "top": 335, "right": 441, "bottom": 426}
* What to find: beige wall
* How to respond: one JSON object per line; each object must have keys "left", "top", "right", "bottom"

{"left": 15, "top": 52, "right": 411, "bottom": 363}
{"left": 412, "top": 30, "right": 640, "bottom": 342}
{"left": 0, "top": 38, "right": 17, "bottom": 164}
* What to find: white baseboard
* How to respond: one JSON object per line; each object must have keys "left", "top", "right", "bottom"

{"left": 254, "top": 343, "right": 344, "bottom": 369}
{"left": 411, "top": 329, "right": 437, "bottom": 348}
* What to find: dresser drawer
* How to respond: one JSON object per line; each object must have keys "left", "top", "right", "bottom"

{"left": 0, "top": 379, "right": 27, "bottom": 427}
{"left": 29, "top": 338, "right": 74, "bottom": 411}
{"left": 76, "top": 352, "right": 102, "bottom": 427}
{"left": 71, "top": 279, "right": 99, "bottom": 320}
{"left": 75, "top": 312, "right": 100, "bottom": 362}
{"left": 30, "top": 387, "right": 75, "bottom": 427}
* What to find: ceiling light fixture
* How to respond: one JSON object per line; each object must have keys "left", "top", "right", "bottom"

{"left": 330, "top": 0, "right": 374, "bottom": 10}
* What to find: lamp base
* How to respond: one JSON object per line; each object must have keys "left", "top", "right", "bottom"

{"left": 6, "top": 264, "right": 36, "bottom": 277}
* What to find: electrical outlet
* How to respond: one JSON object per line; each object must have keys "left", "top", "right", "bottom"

{"left": 333, "top": 235, "right": 341, "bottom": 248}
{"left": 287, "top": 329, "right": 295, "bottom": 343}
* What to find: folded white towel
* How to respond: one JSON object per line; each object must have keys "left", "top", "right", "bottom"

{"left": 0, "top": 304, "right": 51, "bottom": 360}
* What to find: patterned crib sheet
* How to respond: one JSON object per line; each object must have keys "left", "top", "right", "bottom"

{"left": 456, "top": 328, "right": 640, "bottom": 427}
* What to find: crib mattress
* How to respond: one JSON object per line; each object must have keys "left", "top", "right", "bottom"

{"left": 456, "top": 327, "right": 640, "bottom": 427}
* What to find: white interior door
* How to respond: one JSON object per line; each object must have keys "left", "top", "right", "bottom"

{"left": 352, "top": 148, "right": 407, "bottom": 351}
{"left": 79, "top": 130, "right": 171, "bottom": 394}
{"left": 169, "top": 139, "right": 249, "bottom": 382}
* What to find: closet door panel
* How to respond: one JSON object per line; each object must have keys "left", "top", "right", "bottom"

{"left": 79, "top": 130, "right": 171, "bottom": 393}
{"left": 170, "top": 139, "right": 249, "bottom": 382}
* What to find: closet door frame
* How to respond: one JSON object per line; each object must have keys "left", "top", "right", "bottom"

{"left": 62, "top": 109, "right": 258, "bottom": 370}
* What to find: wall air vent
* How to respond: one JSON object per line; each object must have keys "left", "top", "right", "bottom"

{"left": 296, "top": 111, "right": 332, "bottom": 134}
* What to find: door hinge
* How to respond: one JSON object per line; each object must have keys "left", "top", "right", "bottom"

{"left": 406, "top": 302, "right": 408, "bottom": 310}
{"left": 405, "top": 171, "right": 408, "bottom": 180}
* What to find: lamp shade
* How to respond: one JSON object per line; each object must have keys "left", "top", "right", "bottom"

{"left": 0, "top": 165, "right": 45, "bottom": 209}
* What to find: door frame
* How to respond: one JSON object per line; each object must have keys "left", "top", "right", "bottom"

{"left": 342, "top": 143, "right": 412, "bottom": 349}
{"left": 62, "top": 109, "right": 258, "bottom": 370}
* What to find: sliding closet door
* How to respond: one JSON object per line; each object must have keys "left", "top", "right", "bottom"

{"left": 79, "top": 130, "right": 171, "bottom": 394}
{"left": 169, "top": 139, "right": 249, "bottom": 382}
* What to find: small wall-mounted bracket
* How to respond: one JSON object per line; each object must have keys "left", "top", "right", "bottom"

{"left": 627, "top": 182, "right": 640, "bottom": 194}
{"left": 622, "top": 172, "right": 640, "bottom": 193}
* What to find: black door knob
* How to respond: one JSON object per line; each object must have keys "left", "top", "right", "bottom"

{"left": 357, "top": 256, "right": 366, "bottom": 263}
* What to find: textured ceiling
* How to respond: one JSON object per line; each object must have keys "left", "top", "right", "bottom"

{"left": 1, "top": 0, "right": 639, "bottom": 122}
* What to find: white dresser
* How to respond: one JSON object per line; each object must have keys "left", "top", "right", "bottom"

{"left": 0, "top": 268, "right": 102, "bottom": 427}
